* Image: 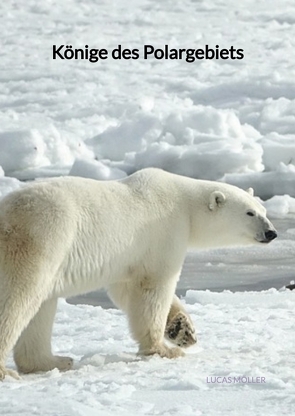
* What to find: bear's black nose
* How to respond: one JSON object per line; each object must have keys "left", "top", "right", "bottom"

{"left": 265, "top": 230, "right": 277, "bottom": 241}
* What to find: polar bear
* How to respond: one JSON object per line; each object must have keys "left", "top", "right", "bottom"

{"left": 0, "top": 168, "right": 277, "bottom": 379}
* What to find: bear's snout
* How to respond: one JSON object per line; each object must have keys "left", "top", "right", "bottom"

{"left": 264, "top": 230, "right": 277, "bottom": 242}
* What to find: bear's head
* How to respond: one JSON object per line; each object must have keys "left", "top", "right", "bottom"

{"left": 192, "top": 184, "right": 277, "bottom": 248}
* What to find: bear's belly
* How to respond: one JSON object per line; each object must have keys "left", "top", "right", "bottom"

{"left": 52, "top": 272, "right": 103, "bottom": 298}
{"left": 51, "top": 250, "right": 130, "bottom": 298}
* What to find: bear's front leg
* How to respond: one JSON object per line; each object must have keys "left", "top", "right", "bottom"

{"left": 127, "top": 278, "right": 184, "bottom": 359}
{"left": 165, "top": 295, "right": 197, "bottom": 348}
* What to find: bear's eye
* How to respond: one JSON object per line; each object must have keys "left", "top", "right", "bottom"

{"left": 247, "top": 211, "right": 255, "bottom": 217}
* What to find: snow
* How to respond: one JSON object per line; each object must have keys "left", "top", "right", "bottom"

{"left": 1, "top": 0, "right": 295, "bottom": 414}
{"left": 222, "top": 163, "right": 295, "bottom": 199}
{"left": 2, "top": 292, "right": 295, "bottom": 416}
{"left": 264, "top": 195, "right": 295, "bottom": 218}
{"left": 2, "top": 0, "right": 295, "bottom": 192}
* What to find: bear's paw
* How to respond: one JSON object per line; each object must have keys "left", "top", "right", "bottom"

{"left": 141, "top": 343, "right": 185, "bottom": 359}
{"left": 165, "top": 311, "right": 197, "bottom": 348}
{"left": 16, "top": 355, "right": 74, "bottom": 374}
{"left": 0, "top": 364, "right": 20, "bottom": 381}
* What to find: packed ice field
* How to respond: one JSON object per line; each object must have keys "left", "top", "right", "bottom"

{"left": 1, "top": 0, "right": 295, "bottom": 414}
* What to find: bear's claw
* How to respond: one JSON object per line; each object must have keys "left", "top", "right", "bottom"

{"left": 165, "top": 311, "right": 197, "bottom": 348}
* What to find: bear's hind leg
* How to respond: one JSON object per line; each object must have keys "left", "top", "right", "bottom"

{"left": 0, "top": 279, "right": 46, "bottom": 380}
{"left": 14, "top": 298, "right": 73, "bottom": 374}
{"left": 127, "top": 277, "right": 184, "bottom": 359}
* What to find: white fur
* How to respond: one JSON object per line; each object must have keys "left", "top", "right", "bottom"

{"left": 0, "top": 168, "right": 276, "bottom": 379}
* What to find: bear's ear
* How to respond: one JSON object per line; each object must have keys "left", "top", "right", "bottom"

{"left": 209, "top": 191, "right": 226, "bottom": 211}
{"left": 246, "top": 187, "right": 254, "bottom": 197}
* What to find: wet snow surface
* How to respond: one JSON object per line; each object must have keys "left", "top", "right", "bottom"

{"left": 1, "top": 0, "right": 295, "bottom": 414}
